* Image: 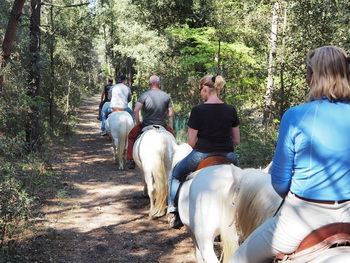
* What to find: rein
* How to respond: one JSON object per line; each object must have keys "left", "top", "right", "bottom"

{"left": 273, "top": 199, "right": 285, "bottom": 217}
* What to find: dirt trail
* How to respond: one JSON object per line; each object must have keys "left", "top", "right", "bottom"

{"left": 16, "top": 95, "right": 196, "bottom": 263}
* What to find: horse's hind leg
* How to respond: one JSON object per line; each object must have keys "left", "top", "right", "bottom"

{"left": 191, "top": 231, "right": 218, "bottom": 263}
{"left": 111, "top": 138, "right": 117, "bottom": 163}
{"left": 193, "top": 210, "right": 220, "bottom": 262}
{"left": 189, "top": 233, "right": 205, "bottom": 263}
{"left": 143, "top": 183, "right": 148, "bottom": 197}
{"left": 144, "top": 171, "right": 156, "bottom": 219}
{"left": 198, "top": 240, "right": 219, "bottom": 263}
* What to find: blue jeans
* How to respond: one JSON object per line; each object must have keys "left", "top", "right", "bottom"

{"left": 167, "top": 150, "right": 238, "bottom": 213}
{"left": 101, "top": 106, "right": 134, "bottom": 131}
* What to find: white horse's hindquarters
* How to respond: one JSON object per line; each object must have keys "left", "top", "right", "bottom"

{"left": 106, "top": 111, "right": 134, "bottom": 170}
{"left": 178, "top": 165, "right": 237, "bottom": 263}
{"left": 179, "top": 165, "right": 233, "bottom": 229}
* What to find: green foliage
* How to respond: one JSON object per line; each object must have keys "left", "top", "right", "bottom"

{"left": 0, "top": 146, "right": 56, "bottom": 253}
{"left": 271, "top": 0, "right": 350, "bottom": 119}
{"left": 0, "top": 169, "right": 33, "bottom": 248}
{"left": 236, "top": 122, "right": 278, "bottom": 168}
{"left": 132, "top": 0, "right": 194, "bottom": 30}
{"left": 162, "top": 25, "right": 266, "bottom": 118}
{"left": 0, "top": 134, "right": 26, "bottom": 159}
{"left": 0, "top": 163, "right": 33, "bottom": 252}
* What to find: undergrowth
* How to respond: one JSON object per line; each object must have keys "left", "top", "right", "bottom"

{"left": 0, "top": 138, "right": 57, "bottom": 260}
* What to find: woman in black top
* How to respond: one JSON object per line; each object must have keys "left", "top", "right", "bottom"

{"left": 168, "top": 74, "right": 240, "bottom": 228}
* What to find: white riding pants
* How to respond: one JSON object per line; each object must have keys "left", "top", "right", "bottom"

{"left": 229, "top": 192, "right": 350, "bottom": 263}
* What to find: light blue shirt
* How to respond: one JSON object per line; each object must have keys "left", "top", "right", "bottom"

{"left": 271, "top": 98, "right": 350, "bottom": 201}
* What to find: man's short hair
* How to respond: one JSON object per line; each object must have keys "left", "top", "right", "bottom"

{"left": 149, "top": 75, "right": 160, "bottom": 85}
{"left": 117, "top": 75, "right": 126, "bottom": 83}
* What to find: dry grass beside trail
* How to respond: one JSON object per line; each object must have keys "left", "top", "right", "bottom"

{"left": 8, "top": 94, "right": 196, "bottom": 263}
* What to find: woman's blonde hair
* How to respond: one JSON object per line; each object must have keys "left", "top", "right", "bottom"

{"left": 307, "top": 46, "right": 350, "bottom": 101}
{"left": 199, "top": 74, "right": 225, "bottom": 96}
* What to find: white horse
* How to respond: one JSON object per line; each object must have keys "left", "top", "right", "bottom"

{"left": 178, "top": 164, "right": 282, "bottom": 263}
{"left": 178, "top": 163, "right": 350, "bottom": 263}
{"left": 101, "top": 101, "right": 111, "bottom": 117}
{"left": 133, "top": 126, "right": 178, "bottom": 219}
{"left": 106, "top": 111, "right": 133, "bottom": 170}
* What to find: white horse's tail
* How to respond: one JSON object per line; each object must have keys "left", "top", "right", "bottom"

{"left": 116, "top": 115, "right": 128, "bottom": 170}
{"left": 149, "top": 135, "right": 170, "bottom": 218}
{"left": 219, "top": 165, "right": 241, "bottom": 263}
{"left": 108, "top": 112, "right": 133, "bottom": 170}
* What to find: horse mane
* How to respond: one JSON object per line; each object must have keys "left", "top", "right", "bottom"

{"left": 232, "top": 169, "right": 281, "bottom": 242}
{"left": 262, "top": 161, "right": 272, "bottom": 173}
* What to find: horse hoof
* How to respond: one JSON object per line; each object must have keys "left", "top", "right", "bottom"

{"left": 126, "top": 160, "right": 136, "bottom": 169}
{"left": 168, "top": 213, "right": 183, "bottom": 229}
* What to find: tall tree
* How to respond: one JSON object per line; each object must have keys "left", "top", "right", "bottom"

{"left": 263, "top": 2, "right": 279, "bottom": 127}
{"left": 26, "top": 0, "right": 42, "bottom": 150}
{"left": 0, "top": 0, "right": 26, "bottom": 91}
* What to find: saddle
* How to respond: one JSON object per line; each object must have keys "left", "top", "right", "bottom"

{"left": 106, "top": 107, "right": 125, "bottom": 118}
{"left": 174, "top": 156, "right": 232, "bottom": 206}
{"left": 141, "top": 125, "right": 166, "bottom": 133}
{"left": 135, "top": 125, "right": 166, "bottom": 141}
{"left": 274, "top": 222, "right": 350, "bottom": 262}
{"left": 111, "top": 107, "right": 125, "bottom": 113}
{"left": 196, "top": 156, "right": 232, "bottom": 170}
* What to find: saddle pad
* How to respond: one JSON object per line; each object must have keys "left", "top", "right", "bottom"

{"left": 111, "top": 107, "right": 125, "bottom": 113}
{"left": 196, "top": 156, "right": 232, "bottom": 170}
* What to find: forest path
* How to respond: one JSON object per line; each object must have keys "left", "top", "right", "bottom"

{"left": 19, "top": 94, "right": 195, "bottom": 263}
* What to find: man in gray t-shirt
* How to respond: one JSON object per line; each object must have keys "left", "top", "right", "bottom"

{"left": 137, "top": 87, "right": 172, "bottom": 126}
{"left": 126, "top": 75, "right": 176, "bottom": 169}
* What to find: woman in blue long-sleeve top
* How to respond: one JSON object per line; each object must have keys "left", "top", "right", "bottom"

{"left": 230, "top": 46, "right": 350, "bottom": 263}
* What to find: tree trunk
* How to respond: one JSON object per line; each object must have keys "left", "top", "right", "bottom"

{"left": 0, "top": 0, "right": 26, "bottom": 91}
{"left": 279, "top": 5, "right": 288, "bottom": 120}
{"left": 48, "top": 4, "right": 55, "bottom": 126}
{"left": 263, "top": 2, "right": 279, "bottom": 127}
{"left": 26, "top": 0, "right": 42, "bottom": 150}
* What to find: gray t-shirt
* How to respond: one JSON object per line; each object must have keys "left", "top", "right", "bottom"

{"left": 138, "top": 89, "right": 172, "bottom": 126}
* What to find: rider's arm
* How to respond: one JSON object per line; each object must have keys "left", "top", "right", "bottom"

{"left": 167, "top": 107, "right": 174, "bottom": 118}
{"left": 134, "top": 102, "right": 143, "bottom": 125}
{"left": 101, "top": 88, "right": 105, "bottom": 103}
{"left": 271, "top": 110, "right": 294, "bottom": 198}
{"left": 127, "top": 87, "right": 132, "bottom": 102}
{"left": 187, "top": 128, "right": 198, "bottom": 148}
{"left": 231, "top": 126, "right": 240, "bottom": 148}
